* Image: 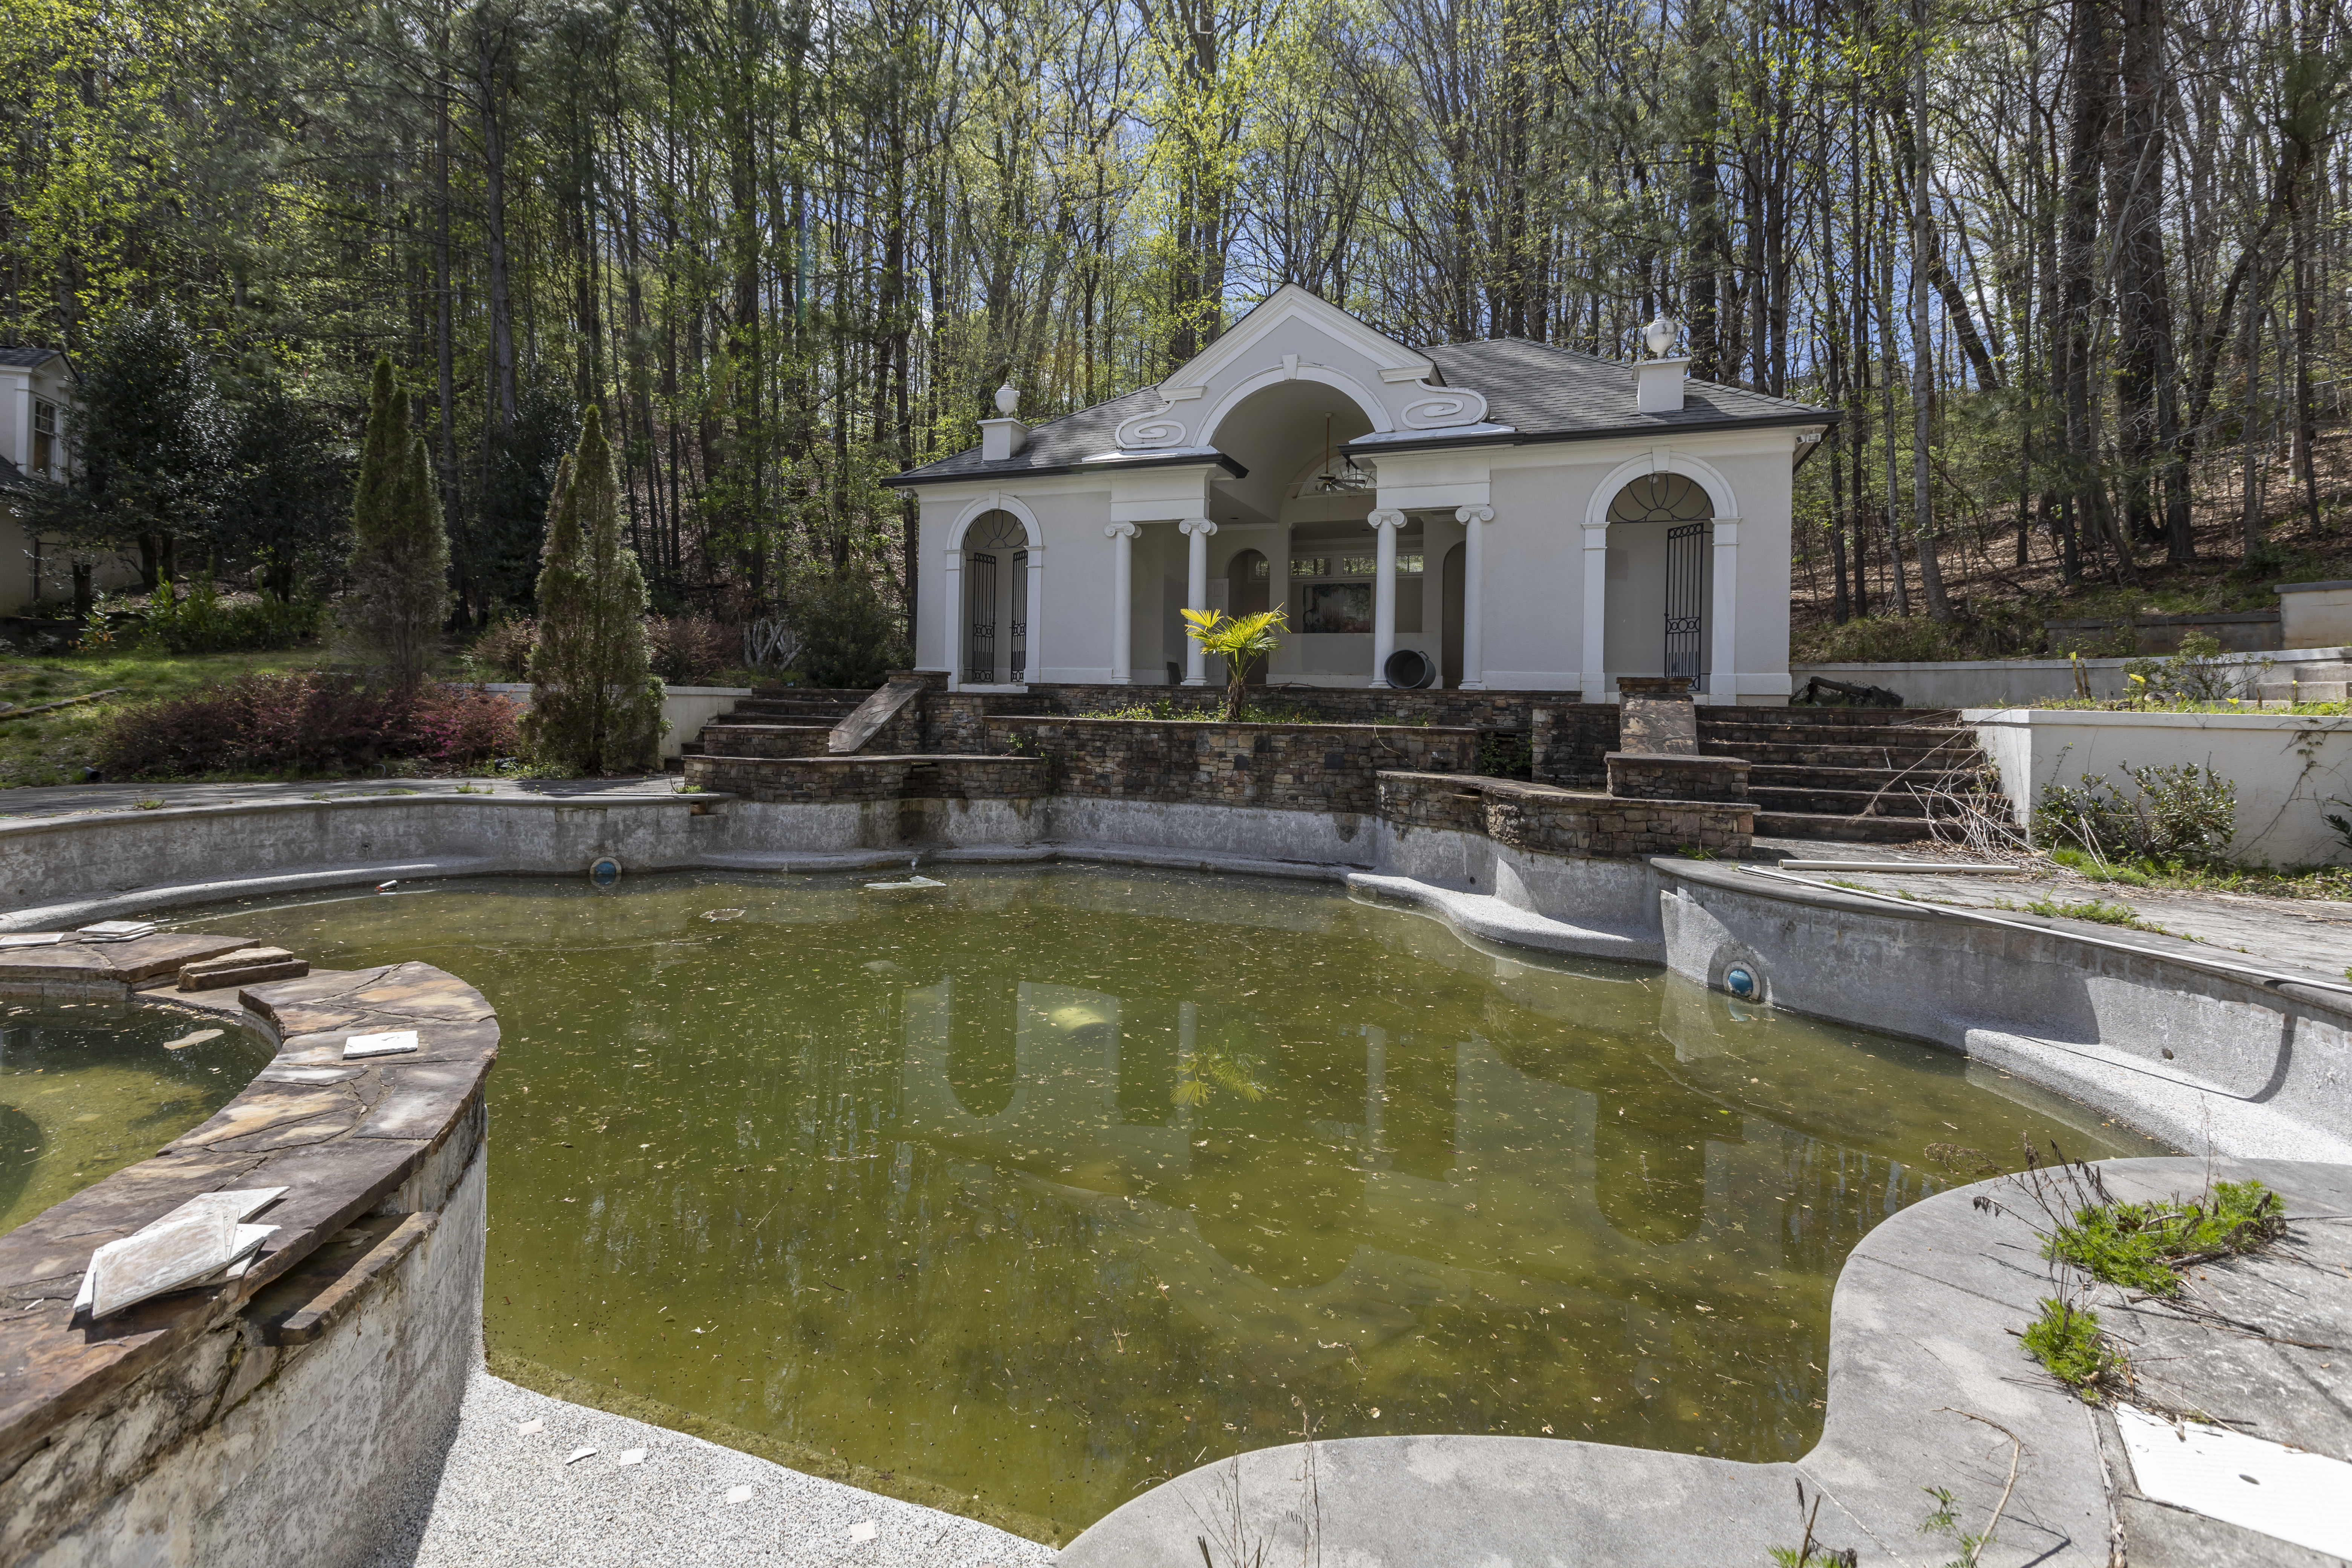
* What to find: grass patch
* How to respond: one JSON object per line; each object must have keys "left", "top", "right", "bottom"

{"left": 0, "top": 648, "right": 338, "bottom": 787}
{"left": 2017, "top": 895, "right": 2168, "bottom": 932}
{"left": 2048, "top": 845, "right": 2352, "bottom": 902}
{"left": 2019, "top": 1297, "right": 2122, "bottom": 1397}
{"left": 2046, "top": 1178, "right": 2287, "bottom": 1295}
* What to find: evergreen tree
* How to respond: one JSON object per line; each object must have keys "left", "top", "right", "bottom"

{"left": 522, "top": 407, "right": 662, "bottom": 773}
{"left": 26, "top": 305, "right": 229, "bottom": 589}
{"left": 345, "top": 358, "right": 451, "bottom": 695}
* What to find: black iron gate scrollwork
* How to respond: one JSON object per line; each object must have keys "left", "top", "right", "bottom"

{"left": 1008, "top": 549, "right": 1027, "bottom": 683}
{"left": 965, "top": 553, "right": 997, "bottom": 684}
{"left": 1663, "top": 522, "right": 1706, "bottom": 684}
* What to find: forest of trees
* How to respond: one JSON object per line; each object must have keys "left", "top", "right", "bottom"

{"left": 2, "top": 0, "right": 2344, "bottom": 638}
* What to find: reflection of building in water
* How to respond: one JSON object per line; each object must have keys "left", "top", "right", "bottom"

{"left": 897, "top": 965, "right": 1821, "bottom": 1373}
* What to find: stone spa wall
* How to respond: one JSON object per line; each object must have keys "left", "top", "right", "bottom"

{"left": 0, "top": 944, "right": 495, "bottom": 1568}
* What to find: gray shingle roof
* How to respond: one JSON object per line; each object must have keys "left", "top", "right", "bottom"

{"left": 0, "top": 452, "right": 27, "bottom": 494}
{"left": 1407, "top": 338, "right": 1833, "bottom": 452}
{"left": 892, "top": 333, "right": 1833, "bottom": 486}
{"left": 0, "top": 346, "right": 60, "bottom": 369}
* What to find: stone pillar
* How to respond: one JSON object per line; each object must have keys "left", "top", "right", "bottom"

{"left": 1367, "top": 508, "right": 1407, "bottom": 688}
{"left": 1106, "top": 521, "right": 1138, "bottom": 685}
{"left": 1178, "top": 517, "right": 1217, "bottom": 686}
{"left": 1580, "top": 521, "right": 1610, "bottom": 702}
{"left": 1455, "top": 505, "right": 1491, "bottom": 689}
{"left": 1708, "top": 519, "right": 1741, "bottom": 704}
{"left": 1022, "top": 545, "right": 1045, "bottom": 687}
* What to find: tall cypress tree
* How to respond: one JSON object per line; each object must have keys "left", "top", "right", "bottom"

{"left": 346, "top": 359, "right": 452, "bottom": 695}
{"left": 522, "top": 408, "right": 661, "bottom": 772}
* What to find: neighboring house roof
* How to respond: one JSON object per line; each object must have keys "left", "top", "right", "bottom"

{"left": 0, "top": 346, "right": 61, "bottom": 370}
{"left": 0, "top": 451, "right": 28, "bottom": 496}
{"left": 892, "top": 328, "right": 1833, "bottom": 487}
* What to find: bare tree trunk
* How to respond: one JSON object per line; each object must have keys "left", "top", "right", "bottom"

{"left": 1909, "top": 16, "right": 1951, "bottom": 621}
{"left": 2059, "top": 0, "right": 2137, "bottom": 585}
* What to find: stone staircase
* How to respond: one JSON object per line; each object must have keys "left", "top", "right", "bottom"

{"left": 1698, "top": 708, "right": 2009, "bottom": 843}
{"left": 671, "top": 688, "right": 871, "bottom": 770}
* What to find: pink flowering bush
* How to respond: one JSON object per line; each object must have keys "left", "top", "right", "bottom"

{"left": 96, "top": 672, "right": 519, "bottom": 778}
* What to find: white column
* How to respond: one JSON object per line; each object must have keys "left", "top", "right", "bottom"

{"left": 1105, "top": 521, "right": 1137, "bottom": 685}
{"left": 1367, "top": 508, "right": 1406, "bottom": 688}
{"left": 1580, "top": 521, "right": 1609, "bottom": 702}
{"left": 1178, "top": 517, "right": 1217, "bottom": 685}
{"left": 1022, "top": 544, "right": 1045, "bottom": 687}
{"left": 1708, "top": 518, "right": 1741, "bottom": 704}
{"left": 1455, "top": 505, "right": 1491, "bottom": 689}
{"left": 940, "top": 547, "right": 964, "bottom": 690}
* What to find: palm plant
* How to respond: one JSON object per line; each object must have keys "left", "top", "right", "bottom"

{"left": 1180, "top": 607, "right": 1288, "bottom": 720}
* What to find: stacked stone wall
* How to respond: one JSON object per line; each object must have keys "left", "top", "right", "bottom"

{"left": 980, "top": 717, "right": 1478, "bottom": 814}
{"left": 1378, "top": 772, "right": 1754, "bottom": 859}
{"left": 1530, "top": 705, "right": 1622, "bottom": 786}
{"left": 683, "top": 753, "right": 1047, "bottom": 804}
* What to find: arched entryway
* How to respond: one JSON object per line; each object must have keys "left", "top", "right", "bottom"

{"left": 1601, "top": 473, "right": 1715, "bottom": 689}
{"left": 960, "top": 510, "right": 1031, "bottom": 685}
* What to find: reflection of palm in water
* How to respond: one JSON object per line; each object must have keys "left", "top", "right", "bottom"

{"left": 1174, "top": 1035, "right": 1266, "bottom": 1108}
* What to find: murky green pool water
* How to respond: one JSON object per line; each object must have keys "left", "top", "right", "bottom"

{"left": 0, "top": 1001, "right": 271, "bottom": 1233}
{"left": 177, "top": 866, "right": 2163, "bottom": 1539}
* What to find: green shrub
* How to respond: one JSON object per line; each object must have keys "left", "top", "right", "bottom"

{"left": 135, "top": 576, "right": 325, "bottom": 654}
{"left": 792, "top": 577, "right": 908, "bottom": 689}
{"left": 2046, "top": 1179, "right": 2286, "bottom": 1295}
{"left": 2121, "top": 634, "right": 2269, "bottom": 705}
{"left": 468, "top": 614, "right": 537, "bottom": 681}
{"left": 2020, "top": 1298, "right": 2118, "bottom": 1397}
{"left": 2032, "top": 761, "right": 2236, "bottom": 866}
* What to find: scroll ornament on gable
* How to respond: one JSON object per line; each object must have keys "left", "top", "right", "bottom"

{"left": 1396, "top": 382, "right": 1488, "bottom": 429}
{"left": 1115, "top": 403, "right": 1189, "bottom": 449}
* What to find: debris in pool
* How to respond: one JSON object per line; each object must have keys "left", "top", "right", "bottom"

{"left": 847, "top": 1522, "right": 877, "bottom": 1542}
{"left": 863, "top": 960, "right": 905, "bottom": 975}
{"left": 161, "top": 1029, "right": 224, "bottom": 1050}
{"left": 726, "top": 1485, "right": 753, "bottom": 1503}
{"left": 76, "top": 920, "right": 157, "bottom": 942}
{"left": 617, "top": 1448, "right": 646, "bottom": 1466}
{"left": 343, "top": 1030, "right": 420, "bottom": 1059}
{"left": 0, "top": 933, "right": 65, "bottom": 948}
{"left": 376, "top": 881, "right": 399, "bottom": 893}
{"left": 564, "top": 1447, "right": 597, "bottom": 1465}
{"left": 78, "top": 1188, "right": 288, "bottom": 1318}
{"left": 862, "top": 875, "right": 944, "bottom": 892}
{"left": 516, "top": 1419, "right": 544, "bottom": 1435}
{"left": 701, "top": 909, "right": 745, "bottom": 922}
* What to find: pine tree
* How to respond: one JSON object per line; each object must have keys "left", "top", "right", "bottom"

{"left": 522, "top": 407, "right": 662, "bottom": 772}
{"left": 345, "top": 359, "right": 452, "bottom": 695}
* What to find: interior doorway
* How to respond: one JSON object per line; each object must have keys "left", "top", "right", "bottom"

{"left": 1440, "top": 542, "right": 1465, "bottom": 688}
{"left": 1225, "top": 548, "right": 1271, "bottom": 685}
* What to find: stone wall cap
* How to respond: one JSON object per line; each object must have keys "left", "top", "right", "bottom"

{"left": 2274, "top": 579, "right": 2352, "bottom": 593}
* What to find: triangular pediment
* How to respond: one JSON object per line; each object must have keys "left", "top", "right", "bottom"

{"left": 1111, "top": 286, "right": 1488, "bottom": 450}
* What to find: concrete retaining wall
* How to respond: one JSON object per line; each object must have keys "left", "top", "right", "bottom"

{"left": 1793, "top": 644, "right": 2352, "bottom": 707}
{"left": 1966, "top": 706, "right": 2352, "bottom": 866}
{"left": 481, "top": 684, "right": 753, "bottom": 761}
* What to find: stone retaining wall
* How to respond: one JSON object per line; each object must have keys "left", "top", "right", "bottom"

{"left": 1377, "top": 772, "right": 1754, "bottom": 859}
{"left": 981, "top": 716, "right": 1480, "bottom": 814}
{"left": 682, "top": 753, "right": 1047, "bottom": 804}
{"left": 0, "top": 952, "right": 496, "bottom": 1566}
{"left": 1528, "top": 705, "right": 1622, "bottom": 786}
{"left": 1603, "top": 752, "right": 1752, "bottom": 803}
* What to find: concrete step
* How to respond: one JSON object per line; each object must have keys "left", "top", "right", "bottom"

{"left": 719, "top": 701, "right": 860, "bottom": 722}
{"left": 1749, "top": 784, "right": 2007, "bottom": 819}
{"left": 1754, "top": 810, "right": 1945, "bottom": 843}
{"left": 1700, "top": 739, "right": 1977, "bottom": 768}
{"left": 1701, "top": 708, "right": 1966, "bottom": 729}
{"left": 1745, "top": 762, "right": 1988, "bottom": 788}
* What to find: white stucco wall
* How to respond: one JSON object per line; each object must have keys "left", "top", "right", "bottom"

{"left": 1968, "top": 707, "right": 2352, "bottom": 867}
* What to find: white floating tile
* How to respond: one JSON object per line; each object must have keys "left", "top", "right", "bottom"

{"left": 725, "top": 1485, "right": 753, "bottom": 1503}
{"left": 564, "top": 1447, "right": 597, "bottom": 1465}
{"left": 515, "top": 1419, "right": 544, "bottom": 1435}
{"left": 343, "top": 1030, "right": 420, "bottom": 1059}
{"left": 2116, "top": 1403, "right": 2352, "bottom": 1558}
{"left": 617, "top": 1448, "right": 646, "bottom": 1467}
{"left": 847, "top": 1521, "right": 877, "bottom": 1542}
